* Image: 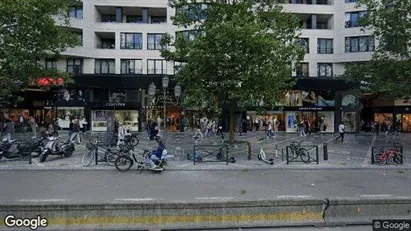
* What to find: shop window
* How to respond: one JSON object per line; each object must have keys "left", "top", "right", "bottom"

{"left": 109, "top": 89, "right": 126, "bottom": 103}
{"left": 57, "top": 107, "right": 85, "bottom": 129}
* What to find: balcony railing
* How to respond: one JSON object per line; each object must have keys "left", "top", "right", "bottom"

{"left": 120, "top": 43, "right": 142, "bottom": 50}
{"left": 97, "top": 43, "right": 115, "bottom": 49}
{"left": 121, "top": 68, "right": 143, "bottom": 74}
{"left": 147, "top": 69, "right": 167, "bottom": 74}
{"left": 287, "top": 0, "right": 331, "bottom": 5}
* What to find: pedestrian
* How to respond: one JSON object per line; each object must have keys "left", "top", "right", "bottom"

{"left": 193, "top": 125, "right": 204, "bottom": 139}
{"left": 254, "top": 118, "right": 259, "bottom": 132}
{"left": 117, "top": 123, "right": 125, "bottom": 148}
{"left": 216, "top": 122, "right": 223, "bottom": 136}
{"left": 336, "top": 122, "right": 345, "bottom": 142}
{"left": 304, "top": 120, "right": 311, "bottom": 135}
{"left": 70, "top": 119, "right": 81, "bottom": 144}
{"left": 375, "top": 121, "right": 380, "bottom": 136}
{"left": 28, "top": 116, "right": 37, "bottom": 138}
{"left": 266, "top": 122, "right": 275, "bottom": 139}
{"left": 80, "top": 116, "right": 88, "bottom": 133}
{"left": 4, "top": 119, "right": 14, "bottom": 142}
{"left": 68, "top": 118, "right": 74, "bottom": 140}
{"left": 206, "top": 121, "right": 213, "bottom": 137}
{"left": 299, "top": 121, "right": 306, "bottom": 137}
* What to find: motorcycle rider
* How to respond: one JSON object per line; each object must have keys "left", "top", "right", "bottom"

{"left": 148, "top": 136, "right": 165, "bottom": 170}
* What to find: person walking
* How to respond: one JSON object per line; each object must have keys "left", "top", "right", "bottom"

{"left": 336, "top": 122, "right": 345, "bottom": 142}
{"left": 193, "top": 125, "right": 204, "bottom": 139}
{"left": 70, "top": 119, "right": 81, "bottom": 144}
{"left": 28, "top": 116, "right": 37, "bottom": 138}
{"left": 216, "top": 122, "right": 223, "bottom": 136}
{"left": 4, "top": 119, "right": 14, "bottom": 142}
{"left": 266, "top": 122, "right": 275, "bottom": 139}
{"left": 299, "top": 120, "right": 306, "bottom": 137}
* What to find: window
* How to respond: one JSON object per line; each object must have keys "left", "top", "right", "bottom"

{"left": 99, "top": 39, "right": 115, "bottom": 49}
{"left": 45, "top": 59, "right": 57, "bottom": 70}
{"left": 299, "top": 38, "right": 309, "bottom": 54}
{"left": 121, "top": 59, "right": 142, "bottom": 74}
{"left": 102, "top": 15, "right": 116, "bottom": 22}
{"left": 147, "top": 34, "right": 164, "bottom": 50}
{"left": 345, "top": 36, "right": 374, "bottom": 52}
{"left": 68, "top": 6, "right": 83, "bottom": 19}
{"left": 176, "top": 30, "right": 201, "bottom": 41}
{"left": 67, "top": 59, "right": 83, "bottom": 74}
{"left": 95, "top": 59, "right": 115, "bottom": 74}
{"left": 126, "top": 15, "right": 142, "bottom": 23}
{"left": 317, "top": 63, "right": 333, "bottom": 77}
{"left": 176, "top": 4, "right": 207, "bottom": 20}
{"left": 120, "top": 33, "right": 142, "bottom": 49}
{"left": 345, "top": 0, "right": 357, "bottom": 2}
{"left": 317, "top": 39, "right": 333, "bottom": 54}
{"left": 75, "top": 33, "right": 83, "bottom": 46}
{"left": 147, "top": 60, "right": 167, "bottom": 74}
{"left": 151, "top": 16, "right": 167, "bottom": 24}
{"left": 174, "top": 61, "right": 186, "bottom": 74}
{"left": 296, "top": 63, "right": 309, "bottom": 77}
{"left": 345, "top": 11, "right": 367, "bottom": 28}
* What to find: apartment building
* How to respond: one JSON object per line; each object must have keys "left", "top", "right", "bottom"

{"left": 9, "top": 0, "right": 387, "bottom": 133}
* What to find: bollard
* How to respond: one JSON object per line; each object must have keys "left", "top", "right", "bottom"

{"left": 275, "top": 144, "right": 278, "bottom": 158}
{"left": 323, "top": 143, "right": 328, "bottom": 161}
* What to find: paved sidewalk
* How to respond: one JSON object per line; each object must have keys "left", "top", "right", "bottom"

{"left": 1, "top": 131, "right": 410, "bottom": 171}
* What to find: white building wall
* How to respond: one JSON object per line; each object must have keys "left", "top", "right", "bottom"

{"left": 57, "top": 0, "right": 374, "bottom": 77}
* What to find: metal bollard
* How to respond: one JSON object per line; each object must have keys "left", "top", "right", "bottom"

{"left": 323, "top": 143, "right": 328, "bottom": 160}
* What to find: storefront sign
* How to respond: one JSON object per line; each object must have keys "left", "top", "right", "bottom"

{"left": 143, "top": 105, "right": 164, "bottom": 109}
{"left": 299, "top": 107, "right": 323, "bottom": 111}
{"left": 105, "top": 102, "right": 126, "bottom": 107}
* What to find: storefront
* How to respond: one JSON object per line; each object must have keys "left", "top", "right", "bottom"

{"left": 54, "top": 88, "right": 88, "bottom": 129}
{"left": 247, "top": 111, "right": 285, "bottom": 131}
{"left": 285, "top": 110, "right": 334, "bottom": 133}
{"left": 91, "top": 105, "right": 140, "bottom": 132}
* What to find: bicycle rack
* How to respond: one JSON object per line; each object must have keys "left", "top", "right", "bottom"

{"left": 285, "top": 145, "right": 319, "bottom": 165}
{"left": 192, "top": 144, "right": 230, "bottom": 165}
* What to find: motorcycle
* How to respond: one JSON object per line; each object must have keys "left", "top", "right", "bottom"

{"left": 30, "top": 132, "right": 50, "bottom": 157}
{"left": 0, "top": 138, "right": 31, "bottom": 160}
{"left": 39, "top": 136, "right": 75, "bottom": 162}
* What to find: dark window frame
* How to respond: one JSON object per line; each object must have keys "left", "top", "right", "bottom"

{"left": 66, "top": 58, "right": 83, "bottom": 74}
{"left": 345, "top": 11, "right": 367, "bottom": 28}
{"left": 317, "top": 38, "right": 333, "bottom": 54}
{"left": 317, "top": 63, "right": 333, "bottom": 77}
{"left": 147, "top": 59, "right": 167, "bottom": 74}
{"left": 95, "top": 59, "right": 116, "bottom": 74}
{"left": 345, "top": 36, "right": 375, "bottom": 53}
{"left": 147, "top": 33, "right": 164, "bottom": 50}
{"left": 120, "top": 33, "right": 143, "bottom": 50}
{"left": 121, "top": 59, "right": 143, "bottom": 74}
{"left": 299, "top": 38, "right": 310, "bottom": 54}
{"left": 68, "top": 6, "right": 83, "bottom": 19}
{"left": 296, "top": 63, "right": 309, "bottom": 77}
{"left": 45, "top": 58, "right": 57, "bottom": 70}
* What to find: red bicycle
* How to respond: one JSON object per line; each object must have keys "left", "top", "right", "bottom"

{"left": 374, "top": 147, "right": 403, "bottom": 165}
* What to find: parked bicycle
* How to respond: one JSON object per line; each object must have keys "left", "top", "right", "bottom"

{"left": 374, "top": 147, "right": 403, "bottom": 165}
{"left": 82, "top": 138, "right": 125, "bottom": 167}
{"left": 289, "top": 141, "right": 310, "bottom": 163}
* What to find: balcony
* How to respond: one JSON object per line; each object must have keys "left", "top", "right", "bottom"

{"left": 95, "top": 32, "right": 116, "bottom": 49}
{"left": 95, "top": 6, "right": 167, "bottom": 24}
{"left": 297, "top": 14, "right": 333, "bottom": 30}
{"left": 287, "top": 0, "right": 332, "bottom": 5}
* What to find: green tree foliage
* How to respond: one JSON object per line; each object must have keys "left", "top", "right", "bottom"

{"left": 161, "top": 0, "right": 304, "bottom": 141}
{"left": 344, "top": 0, "right": 411, "bottom": 97}
{"left": 0, "top": 0, "right": 79, "bottom": 102}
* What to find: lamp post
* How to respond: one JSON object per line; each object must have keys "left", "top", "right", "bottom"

{"left": 147, "top": 76, "right": 181, "bottom": 143}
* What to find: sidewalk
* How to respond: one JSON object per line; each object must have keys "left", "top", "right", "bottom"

{"left": 1, "top": 131, "right": 410, "bottom": 171}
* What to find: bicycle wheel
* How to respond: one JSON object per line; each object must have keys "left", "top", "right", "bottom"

{"left": 374, "top": 154, "right": 386, "bottom": 165}
{"left": 82, "top": 150, "right": 95, "bottom": 167}
{"left": 115, "top": 156, "right": 133, "bottom": 172}
{"left": 131, "top": 136, "right": 139, "bottom": 147}
{"left": 106, "top": 151, "right": 120, "bottom": 166}
{"left": 299, "top": 148, "right": 310, "bottom": 163}
{"left": 393, "top": 153, "right": 404, "bottom": 165}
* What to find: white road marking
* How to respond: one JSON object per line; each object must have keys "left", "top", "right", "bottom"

{"left": 277, "top": 195, "right": 312, "bottom": 198}
{"left": 360, "top": 194, "right": 391, "bottom": 197}
{"left": 32, "top": 159, "right": 45, "bottom": 167}
{"left": 19, "top": 199, "right": 69, "bottom": 202}
{"left": 114, "top": 198, "right": 157, "bottom": 201}
{"left": 362, "top": 135, "right": 377, "bottom": 167}
{"left": 196, "top": 197, "right": 234, "bottom": 200}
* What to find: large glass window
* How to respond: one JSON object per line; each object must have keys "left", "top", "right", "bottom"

{"left": 45, "top": 59, "right": 57, "bottom": 70}
{"left": 147, "top": 60, "right": 167, "bottom": 74}
{"left": 345, "top": 11, "right": 367, "bottom": 28}
{"left": 68, "top": 6, "right": 83, "bottom": 19}
{"left": 299, "top": 38, "right": 309, "bottom": 54}
{"left": 120, "top": 33, "right": 142, "bottom": 49}
{"left": 67, "top": 58, "right": 83, "bottom": 74}
{"left": 147, "top": 33, "right": 164, "bottom": 50}
{"left": 296, "top": 63, "right": 309, "bottom": 77}
{"left": 317, "top": 39, "right": 333, "bottom": 54}
{"left": 345, "top": 36, "right": 374, "bottom": 52}
{"left": 121, "top": 59, "right": 142, "bottom": 74}
{"left": 317, "top": 63, "right": 333, "bottom": 77}
{"left": 126, "top": 15, "right": 142, "bottom": 23}
{"left": 95, "top": 59, "right": 115, "bottom": 74}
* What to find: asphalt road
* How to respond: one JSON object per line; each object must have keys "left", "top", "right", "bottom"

{"left": 0, "top": 169, "right": 410, "bottom": 204}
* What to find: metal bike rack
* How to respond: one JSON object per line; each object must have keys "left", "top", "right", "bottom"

{"left": 285, "top": 145, "right": 319, "bottom": 165}
{"left": 193, "top": 144, "right": 230, "bottom": 165}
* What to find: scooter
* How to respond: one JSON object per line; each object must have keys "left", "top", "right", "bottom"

{"left": 0, "top": 138, "right": 31, "bottom": 160}
{"left": 30, "top": 132, "right": 49, "bottom": 157}
{"left": 257, "top": 137, "right": 274, "bottom": 165}
{"left": 39, "top": 136, "right": 75, "bottom": 162}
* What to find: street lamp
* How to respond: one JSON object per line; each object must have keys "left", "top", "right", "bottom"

{"left": 147, "top": 76, "right": 181, "bottom": 143}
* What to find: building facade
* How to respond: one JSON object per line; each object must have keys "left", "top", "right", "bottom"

{"left": 4, "top": 0, "right": 387, "bottom": 133}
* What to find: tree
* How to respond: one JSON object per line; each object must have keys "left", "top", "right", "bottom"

{"left": 0, "top": 0, "right": 79, "bottom": 102}
{"left": 162, "top": 0, "right": 305, "bottom": 142}
{"left": 344, "top": 0, "right": 411, "bottom": 97}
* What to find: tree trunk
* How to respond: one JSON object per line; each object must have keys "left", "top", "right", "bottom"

{"left": 229, "top": 101, "right": 236, "bottom": 144}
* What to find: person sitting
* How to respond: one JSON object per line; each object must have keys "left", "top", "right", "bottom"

{"left": 148, "top": 137, "right": 165, "bottom": 170}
